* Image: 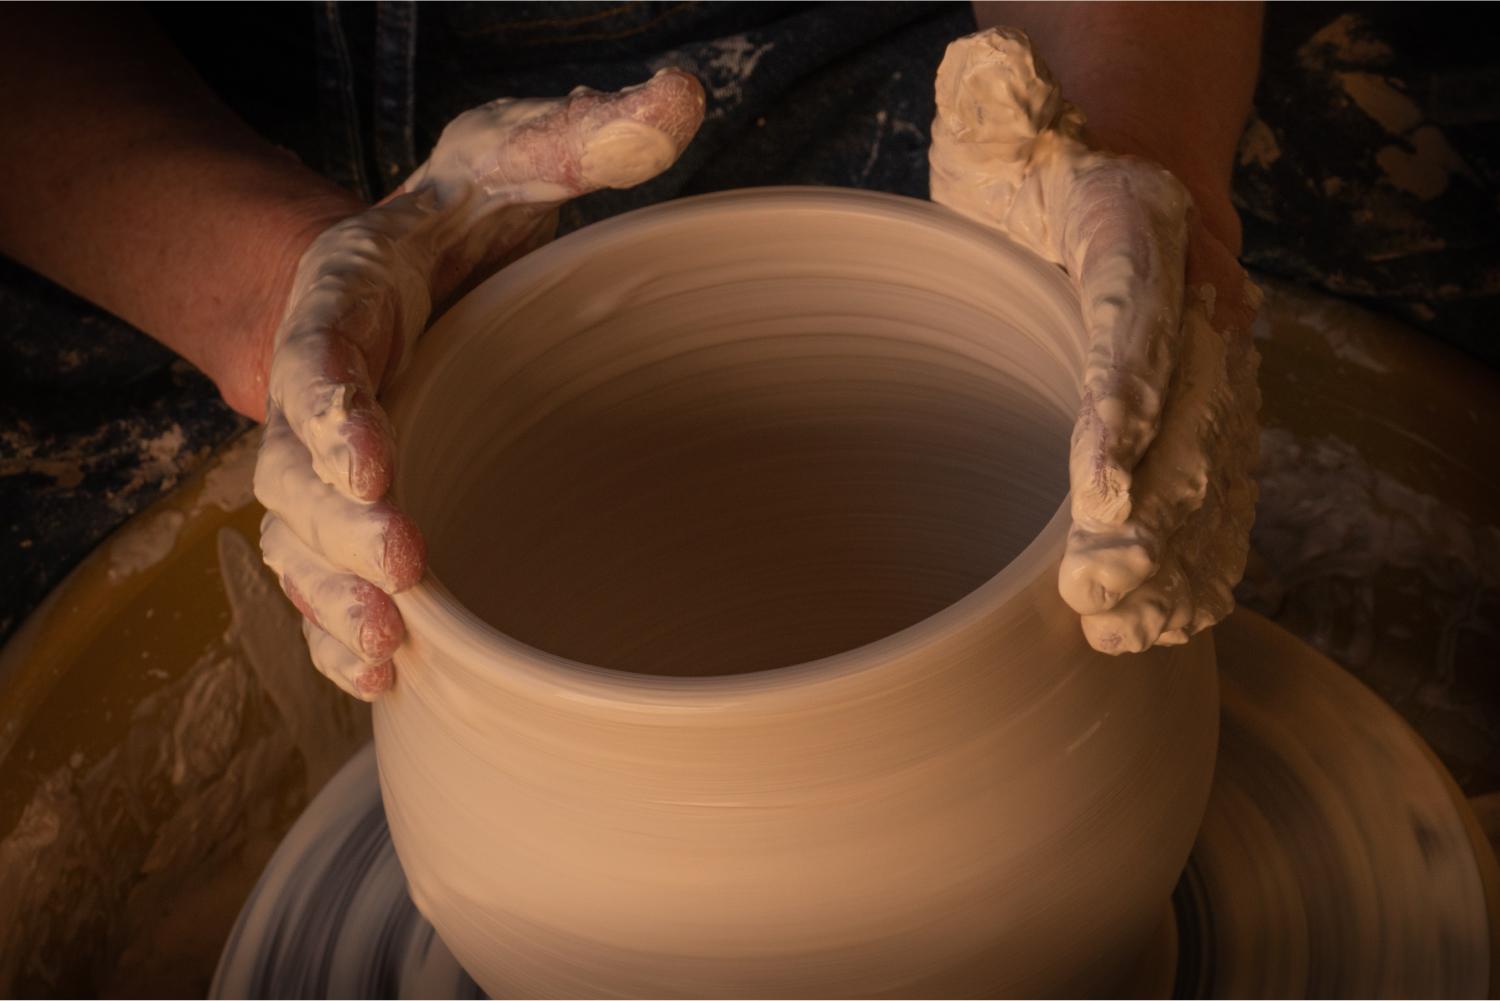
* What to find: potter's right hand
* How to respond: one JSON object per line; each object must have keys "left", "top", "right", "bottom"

{"left": 929, "top": 29, "right": 1262, "bottom": 654}
{"left": 253, "top": 71, "right": 706, "bottom": 700}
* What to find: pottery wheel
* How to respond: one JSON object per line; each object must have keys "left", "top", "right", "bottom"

{"left": 211, "top": 609, "right": 1494, "bottom": 999}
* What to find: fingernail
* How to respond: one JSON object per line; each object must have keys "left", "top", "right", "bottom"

{"left": 355, "top": 662, "right": 394, "bottom": 699}
{"left": 359, "top": 613, "right": 403, "bottom": 662}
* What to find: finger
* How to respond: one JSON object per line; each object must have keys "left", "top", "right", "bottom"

{"left": 1060, "top": 246, "right": 1262, "bottom": 617}
{"left": 410, "top": 67, "right": 705, "bottom": 205}
{"left": 1080, "top": 549, "right": 1196, "bottom": 655}
{"left": 271, "top": 205, "right": 439, "bottom": 501}
{"left": 1062, "top": 158, "right": 1191, "bottom": 528}
{"left": 1077, "top": 371, "right": 1258, "bottom": 655}
{"left": 1080, "top": 467, "right": 1251, "bottom": 655}
{"left": 1059, "top": 285, "right": 1226, "bottom": 613}
{"left": 261, "top": 512, "right": 405, "bottom": 662}
{"left": 255, "top": 407, "right": 425, "bottom": 593}
{"left": 927, "top": 30, "right": 1086, "bottom": 265}
{"left": 931, "top": 29, "right": 1071, "bottom": 148}
{"left": 270, "top": 321, "right": 398, "bottom": 502}
{"left": 1058, "top": 521, "right": 1156, "bottom": 617}
{"left": 304, "top": 619, "right": 394, "bottom": 702}
{"left": 559, "top": 67, "right": 706, "bottom": 192}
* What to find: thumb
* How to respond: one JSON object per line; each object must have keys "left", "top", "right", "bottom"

{"left": 408, "top": 68, "right": 706, "bottom": 205}
{"left": 928, "top": 27, "right": 1085, "bottom": 260}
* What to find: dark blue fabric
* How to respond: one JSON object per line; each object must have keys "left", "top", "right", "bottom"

{"left": 1233, "top": 4, "right": 1500, "bottom": 362}
{"left": 185, "top": 1, "right": 1500, "bottom": 356}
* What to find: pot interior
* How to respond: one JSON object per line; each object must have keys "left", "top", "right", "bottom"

{"left": 395, "top": 192, "right": 1079, "bottom": 677}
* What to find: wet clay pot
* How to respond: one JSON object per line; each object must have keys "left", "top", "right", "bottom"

{"left": 377, "top": 188, "right": 1218, "bottom": 997}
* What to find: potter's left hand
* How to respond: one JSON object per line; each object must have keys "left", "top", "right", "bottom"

{"left": 254, "top": 71, "right": 706, "bottom": 698}
{"left": 929, "top": 28, "right": 1261, "bottom": 653}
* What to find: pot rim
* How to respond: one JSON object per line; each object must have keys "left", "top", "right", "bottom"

{"left": 387, "top": 186, "right": 1083, "bottom": 707}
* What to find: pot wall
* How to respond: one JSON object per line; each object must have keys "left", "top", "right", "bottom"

{"left": 378, "top": 189, "right": 1218, "bottom": 997}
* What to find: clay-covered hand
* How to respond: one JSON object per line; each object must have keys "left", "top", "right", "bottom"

{"left": 254, "top": 71, "right": 706, "bottom": 698}
{"left": 929, "top": 29, "right": 1261, "bottom": 654}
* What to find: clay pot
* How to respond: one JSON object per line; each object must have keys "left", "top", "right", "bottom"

{"left": 378, "top": 188, "right": 1218, "bottom": 997}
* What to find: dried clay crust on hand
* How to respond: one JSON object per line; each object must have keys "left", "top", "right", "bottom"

{"left": 930, "top": 28, "right": 1261, "bottom": 654}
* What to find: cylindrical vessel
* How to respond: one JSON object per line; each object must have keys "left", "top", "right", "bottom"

{"left": 379, "top": 188, "right": 1217, "bottom": 997}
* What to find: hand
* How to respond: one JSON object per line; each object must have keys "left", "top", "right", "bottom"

{"left": 929, "top": 28, "right": 1261, "bottom": 654}
{"left": 253, "top": 70, "right": 706, "bottom": 698}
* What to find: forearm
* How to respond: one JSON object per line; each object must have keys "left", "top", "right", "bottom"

{"left": 0, "top": 5, "right": 361, "bottom": 418}
{"left": 972, "top": 1, "right": 1262, "bottom": 251}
